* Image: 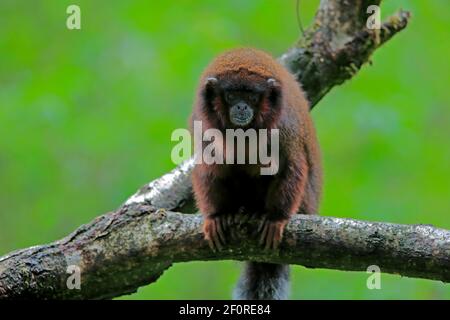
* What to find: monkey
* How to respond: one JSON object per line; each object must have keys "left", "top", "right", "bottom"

{"left": 190, "top": 48, "right": 322, "bottom": 300}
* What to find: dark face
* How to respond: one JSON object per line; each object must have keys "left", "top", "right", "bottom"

{"left": 224, "top": 90, "right": 259, "bottom": 127}
{"left": 203, "top": 75, "right": 281, "bottom": 129}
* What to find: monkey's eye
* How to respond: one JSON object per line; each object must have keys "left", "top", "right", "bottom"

{"left": 248, "top": 93, "right": 259, "bottom": 104}
{"left": 225, "top": 92, "right": 235, "bottom": 102}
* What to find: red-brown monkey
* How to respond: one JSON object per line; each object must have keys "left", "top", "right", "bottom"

{"left": 190, "top": 48, "right": 322, "bottom": 300}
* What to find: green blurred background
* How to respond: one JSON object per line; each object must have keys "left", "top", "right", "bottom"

{"left": 0, "top": 0, "right": 449, "bottom": 299}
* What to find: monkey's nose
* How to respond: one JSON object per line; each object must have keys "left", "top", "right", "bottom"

{"left": 236, "top": 103, "right": 248, "bottom": 111}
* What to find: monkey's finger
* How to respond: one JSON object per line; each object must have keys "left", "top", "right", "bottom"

{"left": 259, "top": 222, "right": 269, "bottom": 246}
{"left": 228, "top": 213, "right": 236, "bottom": 227}
{"left": 250, "top": 212, "right": 259, "bottom": 221}
{"left": 278, "top": 226, "right": 285, "bottom": 247}
{"left": 223, "top": 215, "right": 229, "bottom": 228}
{"left": 204, "top": 223, "right": 216, "bottom": 252}
{"left": 228, "top": 227, "right": 234, "bottom": 241}
{"left": 205, "top": 234, "right": 216, "bottom": 252}
{"left": 215, "top": 218, "right": 226, "bottom": 245}
{"left": 213, "top": 235, "right": 223, "bottom": 251}
{"left": 234, "top": 212, "right": 242, "bottom": 224}
{"left": 208, "top": 221, "right": 218, "bottom": 251}
{"left": 272, "top": 233, "right": 280, "bottom": 250}
{"left": 226, "top": 217, "right": 235, "bottom": 240}
{"left": 265, "top": 225, "right": 276, "bottom": 251}
{"left": 231, "top": 227, "right": 239, "bottom": 241}
{"left": 273, "top": 224, "right": 285, "bottom": 250}
{"left": 211, "top": 222, "right": 224, "bottom": 251}
{"left": 248, "top": 213, "right": 260, "bottom": 235}
{"left": 208, "top": 239, "right": 216, "bottom": 252}
{"left": 258, "top": 217, "right": 267, "bottom": 233}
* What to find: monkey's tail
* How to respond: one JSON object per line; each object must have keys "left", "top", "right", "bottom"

{"left": 233, "top": 262, "right": 290, "bottom": 300}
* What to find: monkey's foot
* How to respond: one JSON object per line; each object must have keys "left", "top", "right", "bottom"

{"left": 203, "top": 216, "right": 227, "bottom": 252}
{"left": 258, "top": 218, "right": 287, "bottom": 250}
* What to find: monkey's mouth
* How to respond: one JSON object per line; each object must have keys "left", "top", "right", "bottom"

{"left": 231, "top": 116, "right": 252, "bottom": 126}
{"left": 229, "top": 109, "right": 254, "bottom": 127}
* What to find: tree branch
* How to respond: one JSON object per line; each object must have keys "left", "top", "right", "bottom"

{"left": 1, "top": 203, "right": 448, "bottom": 299}
{"left": 280, "top": 0, "right": 410, "bottom": 107}
{"left": 0, "top": 0, "right": 425, "bottom": 300}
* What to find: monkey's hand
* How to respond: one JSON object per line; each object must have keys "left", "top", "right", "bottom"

{"left": 258, "top": 218, "right": 288, "bottom": 250}
{"left": 203, "top": 215, "right": 227, "bottom": 252}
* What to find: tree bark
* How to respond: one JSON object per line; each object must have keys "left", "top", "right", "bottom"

{"left": 0, "top": 1, "right": 428, "bottom": 300}
{"left": 1, "top": 205, "right": 448, "bottom": 299}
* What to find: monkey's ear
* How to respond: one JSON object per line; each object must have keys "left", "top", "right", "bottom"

{"left": 203, "top": 77, "right": 218, "bottom": 101}
{"left": 267, "top": 78, "right": 279, "bottom": 87}
{"left": 205, "top": 77, "right": 218, "bottom": 86}
{"left": 267, "top": 78, "right": 281, "bottom": 105}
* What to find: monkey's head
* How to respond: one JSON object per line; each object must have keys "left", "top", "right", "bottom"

{"left": 197, "top": 48, "right": 286, "bottom": 130}
{"left": 202, "top": 73, "right": 281, "bottom": 129}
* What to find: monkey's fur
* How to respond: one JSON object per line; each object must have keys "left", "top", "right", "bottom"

{"left": 190, "top": 48, "right": 322, "bottom": 300}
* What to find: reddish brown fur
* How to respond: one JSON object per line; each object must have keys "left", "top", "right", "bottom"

{"left": 190, "top": 48, "right": 322, "bottom": 251}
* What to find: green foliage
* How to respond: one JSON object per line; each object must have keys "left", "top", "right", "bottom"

{"left": 0, "top": 0, "right": 449, "bottom": 299}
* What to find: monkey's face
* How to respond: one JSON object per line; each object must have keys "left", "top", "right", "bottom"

{"left": 203, "top": 73, "right": 281, "bottom": 129}
{"left": 224, "top": 90, "right": 258, "bottom": 127}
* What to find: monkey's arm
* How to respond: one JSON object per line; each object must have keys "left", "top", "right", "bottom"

{"left": 260, "top": 152, "right": 309, "bottom": 249}
{"left": 192, "top": 166, "right": 239, "bottom": 251}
